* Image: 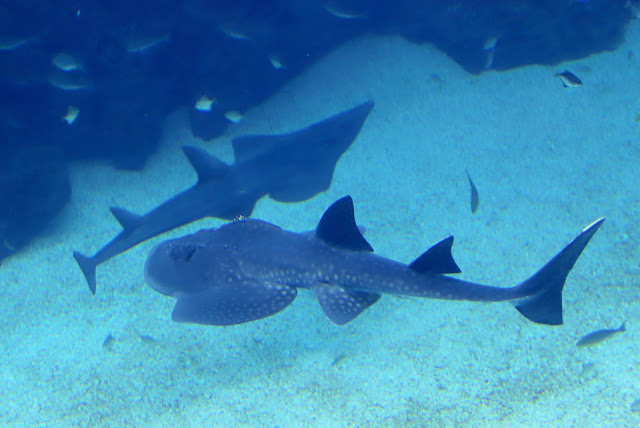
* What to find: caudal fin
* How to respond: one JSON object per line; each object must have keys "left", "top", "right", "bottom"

{"left": 512, "top": 217, "right": 605, "bottom": 326}
{"left": 73, "top": 251, "right": 97, "bottom": 295}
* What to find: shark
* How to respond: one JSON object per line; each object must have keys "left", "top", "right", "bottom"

{"left": 73, "top": 101, "right": 374, "bottom": 294}
{"left": 144, "top": 195, "right": 604, "bottom": 326}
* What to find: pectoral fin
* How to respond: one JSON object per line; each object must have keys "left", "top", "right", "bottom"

{"left": 172, "top": 280, "right": 297, "bottom": 326}
{"left": 312, "top": 283, "right": 380, "bottom": 325}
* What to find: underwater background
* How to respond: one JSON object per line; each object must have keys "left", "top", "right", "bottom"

{"left": 1, "top": 1, "right": 640, "bottom": 426}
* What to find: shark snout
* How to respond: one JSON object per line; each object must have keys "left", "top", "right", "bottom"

{"left": 144, "top": 242, "right": 170, "bottom": 295}
{"left": 144, "top": 241, "right": 193, "bottom": 296}
{"left": 144, "top": 238, "right": 212, "bottom": 297}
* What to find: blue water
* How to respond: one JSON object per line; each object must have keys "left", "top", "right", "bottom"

{"left": 1, "top": 3, "right": 639, "bottom": 427}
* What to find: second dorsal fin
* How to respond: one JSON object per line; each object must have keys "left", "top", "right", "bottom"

{"left": 409, "top": 236, "right": 461, "bottom": 274}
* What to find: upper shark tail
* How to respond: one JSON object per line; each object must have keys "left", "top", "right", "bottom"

{"left": 511, "top": 217, "right": 605, "bottom": 326}
{"left": 73, "top": 251, "right": 97, "bottom": 295}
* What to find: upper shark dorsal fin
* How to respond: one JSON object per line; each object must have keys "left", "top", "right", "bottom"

{"left": 110, "top": 207, "right": 142, "bottom": 230}
{"left": 316, "top": 196, "right": 373, "bottom": 252}
{"left": 409, "top": 236, "right": 462, "bottom": 274}
{"left": 181, "top": 146, "right": 231, "bottom": 183}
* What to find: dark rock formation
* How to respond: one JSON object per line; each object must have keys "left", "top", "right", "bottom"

{"left": 0, "top": 0, "right": 632, "bottom": 262}
{"left": 0, "top": 146, "right": 71, "bottom": 263}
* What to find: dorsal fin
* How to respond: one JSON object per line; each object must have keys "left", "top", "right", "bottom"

{"left": 409, "top": 236, "right": 461, "bottom": 274}
{"left": 316, "top": 196, "right": 373, "bottom": 252}
{"left": 109, "top": 207, "right": 142, "bottom": 230}
{"left": 181, "top": 146, "right": 230, "bottom": 183}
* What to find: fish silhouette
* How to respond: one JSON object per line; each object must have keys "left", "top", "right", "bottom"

{"left": 144, "top": 196, "right": 604, "bottom": 326}
{"left": 74, "top": 101, "right": 374, "bottom": 294}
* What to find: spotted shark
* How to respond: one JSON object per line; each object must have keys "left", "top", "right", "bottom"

{"left": 144, "top": 196, "right": 604, "bottom": 326}
{"left": 74, "top": 101, "right": 374, "bottom": 294}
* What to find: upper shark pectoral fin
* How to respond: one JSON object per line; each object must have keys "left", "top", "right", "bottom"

{"left": 171, "top": 280, "right": 297, "bottom": 326}
{"left": 233, "top": 101, "right": 373, "bottom": 203}
{"left": 312, "top": 283, "right": 381, "bottom": 325}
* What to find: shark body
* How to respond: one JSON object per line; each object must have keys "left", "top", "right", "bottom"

{"left": 74, "top": 101, "right": 374, "bottom": 294}
{"left": 144, "top": 196, "right": 604, "bottom": 326}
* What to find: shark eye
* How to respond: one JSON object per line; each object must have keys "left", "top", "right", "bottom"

{"left": 169, "top": 243, "right": 198, "bottom": 263}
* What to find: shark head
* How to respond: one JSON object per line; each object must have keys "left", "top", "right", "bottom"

{"left": 144, "top": 230, "right": 212, "bottom": 297}
{"left": 144, "top": 220, "right": 300, "bottom": 325}
{"left": 142, "top": 197, "right": 379, "bottom": 326}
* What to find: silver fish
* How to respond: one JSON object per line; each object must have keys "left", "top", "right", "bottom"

{"left": 576, "top": 322, "right": 626, "bottom": 347}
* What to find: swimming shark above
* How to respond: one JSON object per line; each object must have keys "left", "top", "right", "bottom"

{"left": 144, "top": 196, "right": 604, "bottom": 326}
{"left": 74, "top": 101, "right": 374, "bottom": 295}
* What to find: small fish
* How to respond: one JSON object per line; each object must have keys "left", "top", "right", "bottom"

{"left": 125, "top": 33, "right": 170, "bottom": 54}
{"left": 3, "top": 239, "right": 16, "bottom": 251}
{"left": 631, "top": 399, "right": 640, "bottom": 412}
{"left": 139, "top": 334, "right": 158, "bottom": 345}
{"left": 268, "top": 54, "right": 285, "bottom": 70}
{"left": 482, "top": 36, "right": 499, "bottom": 69}
{"left": 224, "top": 110, "right": 243, "bottom": 124}
{"left": 52, "top": 53, "right": 83, "bottom": 72}
{"left": 48, "top": 69, "right": 93, "bottom": 91}
{"left": 483, "top": 36, "right": 499, "bottom": 51}
{"left": 62, "top": 105, "right": 80, "bottom": 125}
{"left": 556, "top": 70, "right": 582, "bottom": 88}
{"left": 330, "top": 353, "right": 347, "bottom": 367}
{"left": 484, "top": 49, "right": 495, "bottom": 70}
{"left": 219, "top": 24, "right": 252, "bottom": 41}
{"left": 102, "top": 334, "right": 115, "bottom": 349}
{"left": 0, "top": 35, "right": 35, "bottom": 51}
{"left": 580, "top": 362, "right": 596, "bottom": 378}
{"left": 576, "top": 322, "right": 626, "bottom": 347}
{"left": 465, "top": 170, "right": 479, "bottom": 214}
{"left": 323, "top": 2, "right": 368, "bottom": 19}
{"left": 194, "top": 95, "right": 216, "bottom": 112}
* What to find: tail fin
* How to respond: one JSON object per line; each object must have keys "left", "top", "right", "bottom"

{"left": 512, "top": 217, "right": 605, "bottom": 325}
{"left": 73, "top": 251, "right": 97, "bottom": 295}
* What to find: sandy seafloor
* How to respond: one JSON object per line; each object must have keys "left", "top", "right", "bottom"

{"left": 3, "top": 22, "right": 640, "bottom": 428}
